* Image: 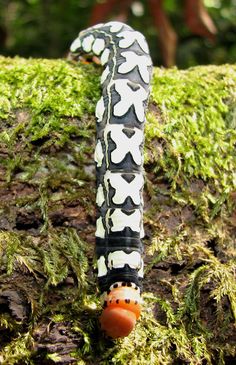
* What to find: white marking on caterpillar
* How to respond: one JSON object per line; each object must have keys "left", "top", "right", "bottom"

{"left": 117, "top": 30, "right": 149, "bottom": 53}
{"left": 107, "top": 21, "right": 124, "bottom": 33}
{"left": 94, "top": 139, "right": 104, "bottom": 167}
{"left": 108, "top": 209, "right": 142, "bottom": 233}
{"left": 90, "top": 23, "right": 104, "bottom": 30}
{"left": 137, "top": 259, "right": 144, "bottom": 278}
{"left": 101, "top": 48, "right": 110, "bottom": 65}
{"left": 95, "top": 97, "right": 105, "bottom": 122}
{"left": 96, "top": 184, "right": 105, "bottom": 207}
{"left": 97, "top": 252, "right": 143, "bottom": 278}
{"left": 96, "top": 216, "right": 106, "bottom": 238}
{"left": 70, "top": 37, "right": 81, "bottom": 52}
{"left": 108, "top": 251, "right": 142, "bottom": 270}
{"left": 92, "top": 38, "right": 106, "bottom": 55}
{"left": 82, "top": 35, "right": 95, "bottom": 53}
{"left": 101, "top": 66, "right": 110, "bottom": 84}
{"left": 119, "top": 51, "right": 152, "bottom": 84}
{"left": 113, "top": 79, "right": 148, "bottom": 122}
{"left": 104, "top": 171, "right": 144, "bottom": 205}
{"left": 97, "top": 256, "right": 108, "bottom": 277}
{"left": 105, "top": 124, "right": 143, "bottom": 165}
{"left": 140, "top": 223, "right": 145, "bottom": 239}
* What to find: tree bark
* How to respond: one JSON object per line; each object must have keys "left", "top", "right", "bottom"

{"left": 0, "top": 56, "right": 235, "bottom": 364}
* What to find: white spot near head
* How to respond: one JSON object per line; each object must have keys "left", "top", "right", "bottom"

{"left": 92, "top": 38, "right": 106, "bottom": 55}
{"left": 97, "top": 256, "right": 108, "bottom": 277}
{"left": 82, "top": 34, "right": 95, "bottom": 52}
{"left": 70, "top": 37, "right": 81, "bottom": 52}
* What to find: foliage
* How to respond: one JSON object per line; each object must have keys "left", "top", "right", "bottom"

{"left": 0, "top": 0, "right": 235, "bottom": 67}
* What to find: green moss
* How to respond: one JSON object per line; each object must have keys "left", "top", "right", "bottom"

{"left": 0, "top": 57, "right": 236, "bottom": 364}
{"left": 0, "top": 56, "right": 99, "bottom": 185}
{"left": 147, "top": 65, "right": 236, "bottom": 220}
{"left": 0, "top": 333, "right": 33, "bottom": 365}
{"left": 0, "top": 56, "right": 100, "bottom": 119}
{"left": 183, "top": 256, "right": 236, "bottom": 324}
{"left": 0, "top": 228, "right": 88, "bottom": 289}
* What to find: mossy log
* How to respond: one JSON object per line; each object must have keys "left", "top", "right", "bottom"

{"left": 0, "top": 56, "right": 236, "bottom": 365}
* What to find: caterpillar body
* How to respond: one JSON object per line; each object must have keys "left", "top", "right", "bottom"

{"left": 70, "top": 22, "right": 152, "bottom": 338}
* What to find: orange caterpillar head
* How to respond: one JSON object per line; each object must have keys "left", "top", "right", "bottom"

{"left": 100, "top": 284, "right": 141, "bottom": 339}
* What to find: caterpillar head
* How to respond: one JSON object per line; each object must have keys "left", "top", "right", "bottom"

{"left": 100, "top": 285, "right": 141, "bottom": 338}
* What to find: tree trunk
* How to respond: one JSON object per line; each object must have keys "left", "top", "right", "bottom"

{"left": 0, "top": 56, "right": 235, "bottom": 364}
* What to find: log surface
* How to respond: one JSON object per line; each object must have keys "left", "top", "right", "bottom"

{"left": 0, "top": 57, "right": 236, "bottom": 365}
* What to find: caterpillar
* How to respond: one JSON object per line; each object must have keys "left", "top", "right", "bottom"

{"left": 69, "top": 21, "right": 152, "bottom": 338}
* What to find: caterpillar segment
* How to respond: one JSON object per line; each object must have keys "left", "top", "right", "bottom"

{"left": 70, "top": 21, "right": 152, "bottom": 338}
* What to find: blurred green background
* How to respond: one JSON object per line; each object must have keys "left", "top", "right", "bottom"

{"left": 0, "top": 0, "right": 235, "bottom": 68}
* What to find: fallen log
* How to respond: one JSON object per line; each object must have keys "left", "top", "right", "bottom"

{"left": 0, "top": 56, "right": 235, "bottom": 364}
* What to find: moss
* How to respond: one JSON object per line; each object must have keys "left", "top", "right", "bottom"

{"left": 0, "top": 56, "right": 100, "bottom": 188}
{"left": 0, "top": 56, "right": 100, "bottom": 119}
{"left": 0, "top": 333, "right": 33, "bottom": 365}
{"left": 0, "top": 228, "right": 88, "bottom": 289}
{"left": 0, "top": 57, "right": 236, "bottom": 364}
{"left": 146, "top": 65, "right": 236, "bottom": 221}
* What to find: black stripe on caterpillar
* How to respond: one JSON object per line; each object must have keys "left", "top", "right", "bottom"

{"left": 69, "top": 21, "right": 153, "bottom": 338}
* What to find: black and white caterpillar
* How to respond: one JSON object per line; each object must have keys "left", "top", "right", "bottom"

{"left": 69, "top": 21, "right": 152, "bottom": 338}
